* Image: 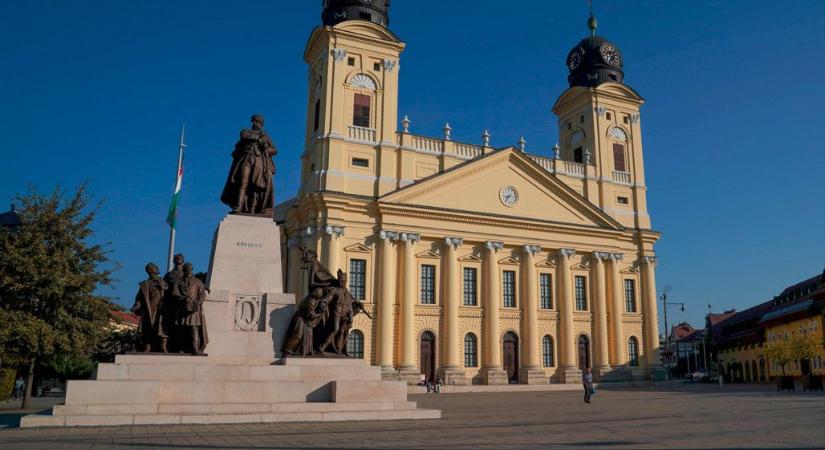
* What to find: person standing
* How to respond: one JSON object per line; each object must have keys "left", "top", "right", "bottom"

{"left": 582, "top": 368, "right": 594, "bottom": 404}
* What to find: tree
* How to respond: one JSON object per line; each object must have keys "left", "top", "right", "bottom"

{"left": 764, "top": 339, "right": 793, "bottom": 377}
{"left": 0, "top": 185, "right": 117, "bottom": 408}
{"left": 790, "top": 333, "right": 820, "bottom": 375}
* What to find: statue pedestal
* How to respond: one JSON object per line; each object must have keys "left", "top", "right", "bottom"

{"left": 203, "top": 214, "right": 295, "bottom": 360}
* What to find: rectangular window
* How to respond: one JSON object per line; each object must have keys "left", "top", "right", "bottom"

{"left": 373, "top": 62, "right": 381, "bottom": 71}
{"left": 353, "top": 93, "right": 371, "bottom": 128}
{"left": 313, "top": 99, "right": 321, "bottom": 131}
{"left": 349, "top": 259, "right": 366, "bottom": 300}
{"left": 540, "top": 273, "right": 553, "bottom": 309}
{"left": 420, "top": 264, "right": 436, "bottom": 304}
{"left": 574, "top": 147, "right": 583, "bottom": 163}
{"left": 502, "top": 270, "right": 516, "bottom": 308}
{"left": 575, "top": 275, "right": 587, "bottom": 310}
{"left": 617, "top": 196, "right": 629, "bottom": 205}
{"left": 606, "top": 112, "right": 612, "bottom": 120}
{"left": 463, "top": 267, "right": 477, "bottom": 306}
{"left": 351, "top": 157, "right": 369, "bottom": 168}
{"left": 623, "top": 115, "right": 629, "bottom": 124}
{"left": 613, "top": 143, "right": 626, "bottom": 172}
{"left": 625, "top": 279, "right": 637, "bottom": 313}
{"left": 347, "top": 56, "right": 355, "bottom": 66}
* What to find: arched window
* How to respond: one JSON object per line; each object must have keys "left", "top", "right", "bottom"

{"left": 542, "top": 335, "right": 555, "bottom": 367}
{"left": 570, "top": 131, "right": 585, "bottom": 163}
{"left": 628, "top": 337, "right": 639, "bottom": 367}
{"left": 346, "top": 330, "right": 364, "bottom": 359}
{"left": 464, "top": 333, "right": 478, "bottom": 367}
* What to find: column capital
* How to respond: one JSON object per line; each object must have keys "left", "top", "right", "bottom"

{"left": 379, "top": 230, "right": 400, "bottom": 241}
{"left": 444, "top": 237, "right": 464, "bottom": 249}
{"left": 641, "top": 255, "right": 657, "bottom": 266}
{"left": 592, "top": 251, "right": 611, "bottom": 261}
{"left": 557, "top": 248, "right": 576, "bottom": 258}
{"left": 522, "top": 244, "right": 541, "bottom": 255}
{"left": 324, "top": 225, "right": 346, "bottom": 238}
{"left": 485, "top": 241, "right": 504, "bottom": 252}
{"left": 609, "top": 253, "right": 624, "bottom": 261}
{"left": 399, "top": 232, "right": 421, "bottom": 244}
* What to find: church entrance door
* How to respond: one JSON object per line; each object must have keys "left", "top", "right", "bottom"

{"left": 420, "top": 331, "right": 436, "bottom": 381}
{"left": 503, "top": 332, "right": 519, "bottom": 384}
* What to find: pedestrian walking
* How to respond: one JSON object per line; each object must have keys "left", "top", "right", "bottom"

{"left": 13, "top": 376, "right": 25, "bottom": 401}
{"left": 582, "top": 368, "right": 594, "bottom": 404}
{"left": 434, "top": 376, "right": 442, "bottom": 394}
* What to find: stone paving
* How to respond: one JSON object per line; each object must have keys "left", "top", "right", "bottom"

{"left": 0, "top": 383, "right": 822, "bottom": 449}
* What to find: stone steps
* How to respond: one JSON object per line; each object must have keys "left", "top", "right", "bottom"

{"left": 96, "top": 361, "right": 381, "bottom": 382}
{"left": 53, "top": 400, "right": 419, "bottom": 416}
{"left": 21, "top": 406, "right": 441, "bottom": 427}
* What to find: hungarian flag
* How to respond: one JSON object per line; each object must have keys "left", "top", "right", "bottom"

{"left": 166, "top": 132, "right": 185, "bottom": 229}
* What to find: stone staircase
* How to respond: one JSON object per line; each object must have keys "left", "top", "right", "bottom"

{"left": 21, "top": 355, "right": 440, "bottom": 427}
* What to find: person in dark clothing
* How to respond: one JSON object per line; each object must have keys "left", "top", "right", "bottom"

{"left": 582, "top": 368, "right": 594, "bottom": 404}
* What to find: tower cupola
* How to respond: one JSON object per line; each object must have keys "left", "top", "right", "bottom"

{"left": 565, "top": 15, "right": 624, "bottom": 88}
{"left": 322, "top": 0, "right": 390, "bottom": 28}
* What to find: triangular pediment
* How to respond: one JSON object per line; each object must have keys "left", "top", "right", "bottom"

{"left": 380, "top": 149, "right": 624, "bottom": 231}
{"left": 344, "top": 243, "right": 372, "bottom": 253}
{"left": 536, "top": 258, "right": 556, "bottom": 268}
{"left": 416, "top": 249, "right": 440, "bottom": 259}
{"left": 458, "top": 253, "right": 482, "bottom": 262}
{"left": 621, "top": 265, "right": 640, "bottom": 275}
{"left": 498, "top": 256, "right": 520, "bottom": 266}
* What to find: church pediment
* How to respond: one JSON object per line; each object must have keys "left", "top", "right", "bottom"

{"left": 458, "top": 253, "right": 482, "bottom": 263}
{"left": 379, "top": 149, "right": 624, "bottom": 231}
{"left": 344, "top": 243, "right": 372, "bottom": 253}
{"left": 416, "top": 249, "right": 441, "bottom": 259}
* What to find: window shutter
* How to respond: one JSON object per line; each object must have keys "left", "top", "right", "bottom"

{"left": 613, "top": 143, "right": 626, "bottom": 172}
{"left": 353, "top": 94, "right": 371, "bottom": 128}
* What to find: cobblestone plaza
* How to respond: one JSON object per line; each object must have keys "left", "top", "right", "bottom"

{"left": 1, "top": 385, "right": 822, "bottom": 449}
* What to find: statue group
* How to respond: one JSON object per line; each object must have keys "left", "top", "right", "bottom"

{"left": 283, "top": 249, "right": 372, "bottom": 357}
{"left": 131, "top": 254, "right": 209, "bottom": 355}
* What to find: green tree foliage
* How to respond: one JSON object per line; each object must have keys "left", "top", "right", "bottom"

{"left": 790, "top": 333, "right": 820, "bottom": 363}
{"left": 0, "top": 185, "right": 118, "bottom": 407}
{"left": 764, "top": 339, "right": 793, "bottom": 376}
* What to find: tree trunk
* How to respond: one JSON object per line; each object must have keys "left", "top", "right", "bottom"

{"left": 21, "top": 358, "right": 35, "bottom": 410}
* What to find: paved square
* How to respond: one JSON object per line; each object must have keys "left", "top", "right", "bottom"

{"left": 1, "top": 384, "right": 822, "bottom": 449}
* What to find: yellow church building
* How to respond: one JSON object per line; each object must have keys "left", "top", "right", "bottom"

{"left": 277, "top": 1, "right": 662, "bottom": 385}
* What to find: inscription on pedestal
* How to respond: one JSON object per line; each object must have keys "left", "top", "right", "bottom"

{"left": 236, "top": 241, "right": 263, "bottom": 249}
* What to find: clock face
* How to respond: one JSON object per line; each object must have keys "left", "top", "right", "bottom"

{"left": 499, "top": 186, "right": 519, "bottom": 207}
{"left": 567, "top": 51, "right": 582, "bottom": 71}
{"left": 600, "top": 44, "right": 622, "bottom": 66}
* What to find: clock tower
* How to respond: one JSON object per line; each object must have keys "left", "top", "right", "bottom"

{"left": 301, "top": 0, "right": 405, "bottom": 198}
{"left": 552, "top": 15, "right": 651, "bottom": 230}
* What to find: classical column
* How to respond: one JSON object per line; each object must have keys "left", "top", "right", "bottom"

{"left": 520, "top": 244, "right": 545, "bottom": 384}
{"left": 377, "top": 230, "right": 398, "bottom": 379}
{"left": 439, "top": 237, "right": 468, "bottom": 385}
{"left": 286, "top": 236, "right": 303, "bottom": 297}
{"left": 323, "top": 225, "right": 345, "bottom": 273}
{"left": 556, "top": 248, "right": 580, "bottom": 383}
{"left": 608, "top": 253, "right": 626, "bottom": 367}
{"left": 481, "top": 241, "right": 507, "bottom": 384}
{"left": 397, "top": 232, "right": 421, "bottom": 384}
{"left": 641, "top": 256, "right": 661, "bottom": 368}
{"left": 591, "top": 252, "right": 612, "bottom": 379}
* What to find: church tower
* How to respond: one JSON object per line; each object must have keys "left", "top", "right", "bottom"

{"left": 300, "top": 0, "right": 405, "bottom": 198}
{"left": 552, "top": 15, "right": 651, "bottom": 230}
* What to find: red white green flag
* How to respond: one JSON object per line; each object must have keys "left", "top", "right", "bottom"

{"left": 166, "top": 127, "right": 186, "bottom": 229}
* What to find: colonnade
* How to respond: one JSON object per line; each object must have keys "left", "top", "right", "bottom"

{"left": 287, "top": 227, "right": 660, "bottom": 383}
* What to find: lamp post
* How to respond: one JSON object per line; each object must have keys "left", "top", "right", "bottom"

{"left": 660, "top": 285, "right": 686, "bottom": 381}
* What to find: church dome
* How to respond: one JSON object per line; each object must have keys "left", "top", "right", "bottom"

{"left": 565, "top": 16, "right": 624, "bottom": 88}
{"left": 322, "top": 0, "right": 390, "bottom": 28}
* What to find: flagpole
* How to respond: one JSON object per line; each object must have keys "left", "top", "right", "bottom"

{"left": 167, "top": 124, "right": 186, "bottom": 272}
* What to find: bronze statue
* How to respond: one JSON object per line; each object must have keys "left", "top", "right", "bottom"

{"left": 179, "top": 262, "right": 208, "bottom": 355}
{"left": 283, "top": 287, "right": 327, "bottom": 356}
{"left": 282, "top": 249, "right": 372, "bottom": 357}
{"left": 220, "top": 114, "right": 277, "bottom": 216}
{"left": 130, "top": 263, "right": 169, "bottom": 352}
{"left": 163, "top": 253, "right": 186, "bottom": 352}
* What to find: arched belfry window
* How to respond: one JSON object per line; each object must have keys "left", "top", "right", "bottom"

{"left": 609, "top": 127, "right": 628, "bottom": 172}
{"left": 570, "top": 130, "right": 585, "bottom": 163}
{"left": 350, "top": 74, "right": 376, "bottom": 129}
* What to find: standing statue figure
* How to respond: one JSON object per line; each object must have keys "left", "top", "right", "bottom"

{"left": 179, "top": 262, "right": 209, "bottom": 355}
{"left": 283, "top": 288, "right": 327, "bottom": 356}
{"left": 163, "top": 253, "right": 186, "bottom": 352}
{"left": 318, "top": 270, "right": 372, "bottom": 355}
{"left": 220, "top": 114, "right": 277, "bottom": 216}
{"left": 130, "top": 263, "right": 169, "bottom": 352}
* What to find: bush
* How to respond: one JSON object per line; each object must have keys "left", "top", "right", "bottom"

{"left": 0, "top": 368, "right": 16, "bottom": 401}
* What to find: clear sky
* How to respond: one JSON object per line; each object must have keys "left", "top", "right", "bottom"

{"left": 1, "top": 1, "right": 823, "bottom": 331}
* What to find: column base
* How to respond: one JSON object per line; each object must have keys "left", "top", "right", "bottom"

{"left": 480, "top": 366, "right": 509, "bottom": 385}
{"left": 437, "top": 366, "right": 469, "bottom": 386}
{"left": 518, "top": 367, "right": 548, "bottom": 385}
{"left": 380, "top": 366, "right": 399, "bottom": 381}
{"left": 598, "top": 365, "right": 633, "bottom": 382}
{"left": 397, "top": 366, "right": 422, "bottom": 386}
{"left": 558, "top": 365, "right": 582, "bottom": 384}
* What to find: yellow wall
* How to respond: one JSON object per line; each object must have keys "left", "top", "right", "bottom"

{"left": 765, "top": 316, "right": 825, "bottom": 377}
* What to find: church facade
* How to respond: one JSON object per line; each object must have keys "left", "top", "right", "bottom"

{"left": 277, "top": 1, "right": 661, "bottom": 384}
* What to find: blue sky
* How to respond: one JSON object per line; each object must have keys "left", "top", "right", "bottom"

{"left": 1, "top": 1, "right": 823, "bottom": 331}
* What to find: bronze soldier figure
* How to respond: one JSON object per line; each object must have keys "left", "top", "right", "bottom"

{"left": 163, "top": 253, "right": 186, "bottom": 352}
{"left": 220, "top": 114, "right": 277, "bottom": 216}
{"left": 283, "top": 287, "right": 326, "bottom": 356}
{"left": 318, "top": 270, "right": 372, "bottom": 355}
{"left": 179, "top": 263, "right": 208, "bottom": 355}
{"left": 130, "top": 263, "right": 168, "bottom": 352}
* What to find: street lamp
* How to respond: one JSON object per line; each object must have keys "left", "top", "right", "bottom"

{"left": 660, "top": 285, "right": 686, "bottom": 381}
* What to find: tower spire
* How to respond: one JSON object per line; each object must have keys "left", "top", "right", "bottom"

{"left": 587, "top": 0, "right": 598, "bottom": 36}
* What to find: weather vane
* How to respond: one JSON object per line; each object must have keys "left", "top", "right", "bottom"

{"left": 587, "top": 0, "right": 598, "bottom": 36}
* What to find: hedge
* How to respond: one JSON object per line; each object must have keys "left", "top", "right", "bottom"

{"left": 0, "top": 368, "right": 16, "bottom": 401}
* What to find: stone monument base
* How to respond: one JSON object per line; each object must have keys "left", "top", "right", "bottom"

{"left": 21, "top": 355, "right": 440, "bottom": 428}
